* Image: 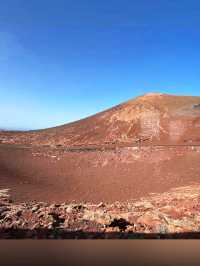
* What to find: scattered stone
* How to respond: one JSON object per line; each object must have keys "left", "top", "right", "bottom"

{"left": 66, "top": 206, "right": 73, "bottom": 213}
{"left": 16, "top": 210, "right": 22, "bottom": 217}
{"left": 1, "top": 185, "right": 200, "bottom": 238}
{"left": 31, "top": 205, "right": 39, "bottom": 212}
{"left": 97, "top": 202, "right": 105, "bottom": 208}
{"left": 0, "top": 206, "right": 9, "bottom": 214}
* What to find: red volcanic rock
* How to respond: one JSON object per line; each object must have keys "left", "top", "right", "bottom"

{"left": 137, "top": 213, "right": 162, "bottom": 227}
{"left": 1, "top": 185, "right": 200, "bottom": 238}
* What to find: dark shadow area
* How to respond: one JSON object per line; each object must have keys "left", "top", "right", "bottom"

{"left": 108, "top": 218, "right": 130, "bottom": 231}
{"left": 193, "top": 103, "right": 200, "bottom": 109}
{"left": 1, "top": 229, "right": 200, "bottom": 239}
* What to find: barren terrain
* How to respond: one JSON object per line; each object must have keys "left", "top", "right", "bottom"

{"left": 0, "top": 144, "right": 200, "bottom": 204}
{"left": 1, "top": 185, "right": 200, "bottom": 238}
{"left": 1, "top": 93, "right": 200, "bottom": 147}
{"left": 0, "top": 93, "right": 200, "bottom": 238}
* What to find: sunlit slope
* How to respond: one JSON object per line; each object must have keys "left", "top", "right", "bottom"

{"left": 1, "top": 93, "right": 200, "bottom": 146}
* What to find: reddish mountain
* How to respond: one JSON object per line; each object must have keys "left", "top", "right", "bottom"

{"left": 1, "top": 93, "right": 200, "bottom": 146}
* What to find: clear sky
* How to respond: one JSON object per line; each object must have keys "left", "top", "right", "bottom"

{"left": 1, "top": 0, "right": 200, "bottom": 130}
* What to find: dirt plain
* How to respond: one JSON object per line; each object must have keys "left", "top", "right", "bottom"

{"left": 0, "top": 144, "right": 200, "bottom": 204}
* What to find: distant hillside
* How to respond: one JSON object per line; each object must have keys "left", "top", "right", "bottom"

{"left": 1, "top": 93, "right": 200, "bottom": 146}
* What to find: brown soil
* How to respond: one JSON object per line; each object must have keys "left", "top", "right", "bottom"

{"left": 0, "top": 144, "right": 200, "bottom": 203}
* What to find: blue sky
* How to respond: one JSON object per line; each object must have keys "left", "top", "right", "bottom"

{"left": 1, "top": 0, "right": 200, "bottom": 130}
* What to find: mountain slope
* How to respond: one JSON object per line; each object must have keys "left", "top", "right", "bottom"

{"left": 1, "top": 93, "right": 200, "bottom": 146}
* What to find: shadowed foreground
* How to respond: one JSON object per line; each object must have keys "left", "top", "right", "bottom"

{"left": 1, "top": 185, "right": 200, "bottom": 239}
{"left": 2, "top": 229, "right": 200, "bottom": 239}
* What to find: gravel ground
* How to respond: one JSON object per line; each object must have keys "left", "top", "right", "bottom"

{"left": 1, "top": 185, "right": 200, "bottom": 238}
